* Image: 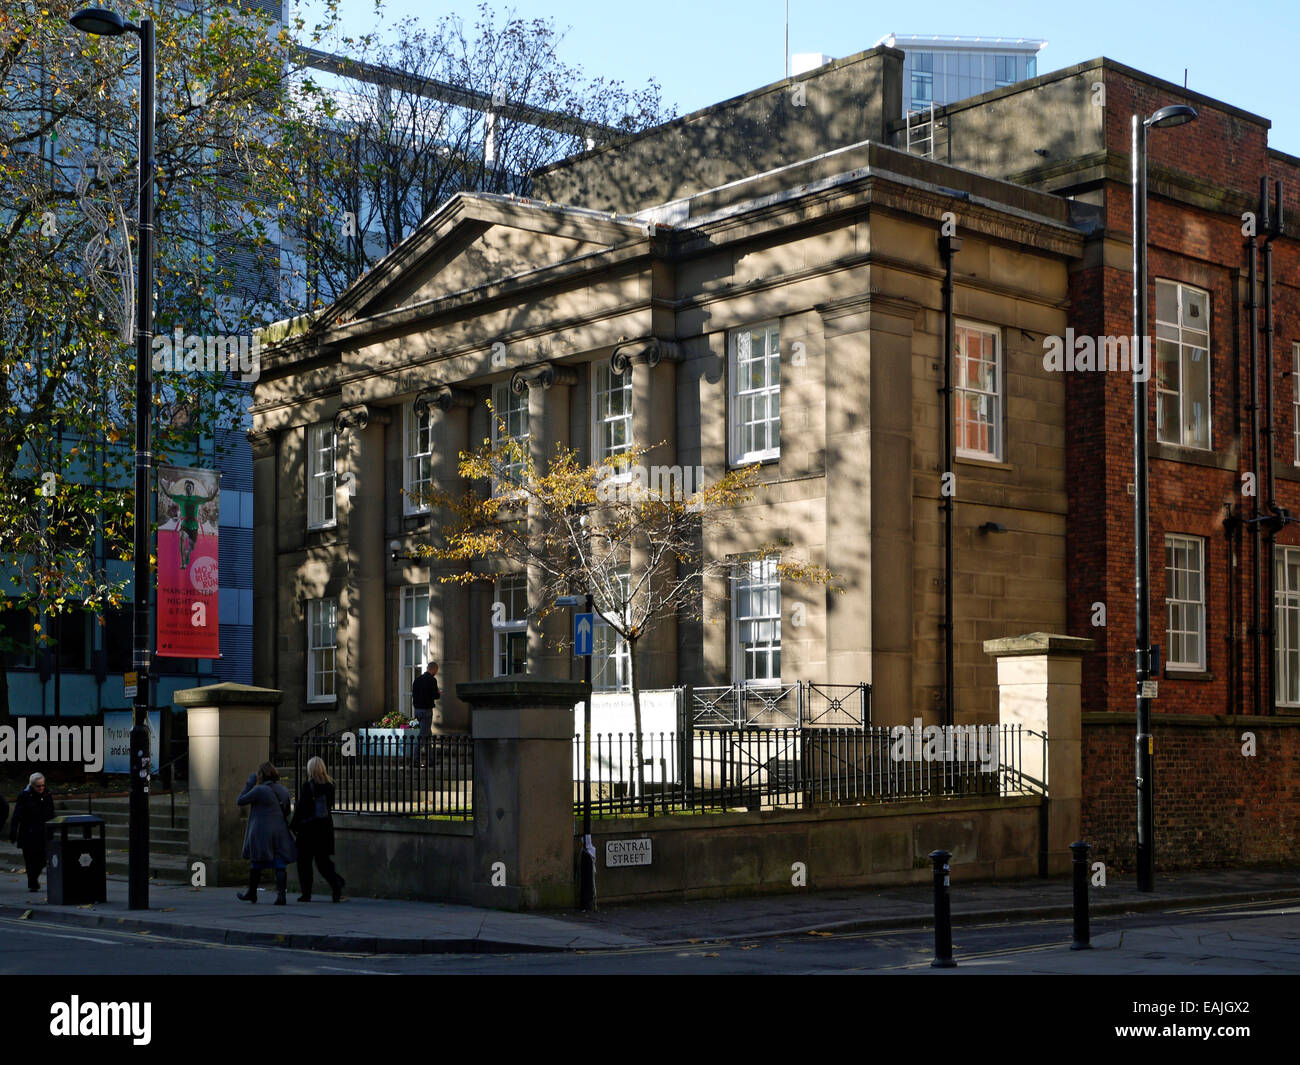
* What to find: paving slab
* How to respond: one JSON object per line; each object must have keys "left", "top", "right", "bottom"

{"left": 3, "top": 849, "right": 1297, "bottom": 956}
{"left": 0, "top": 869, "right": 646, "bottom": 954}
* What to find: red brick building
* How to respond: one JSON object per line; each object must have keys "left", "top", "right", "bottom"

{"left": 920, "top": 58, "right": 1300, "bottom": 870}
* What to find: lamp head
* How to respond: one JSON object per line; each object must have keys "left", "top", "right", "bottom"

{"left": 69, "top": 7, "right": 132, "bottom": 35}
{"left": 1146, "top": 105, "right": 1197, "bottom": 129}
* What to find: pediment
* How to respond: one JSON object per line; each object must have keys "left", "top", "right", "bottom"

{"left": 343, "top": 194, "right": 639, "bottom": 321}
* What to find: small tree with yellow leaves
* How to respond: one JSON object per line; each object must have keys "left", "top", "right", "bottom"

{"left": 422, "top": 406, "right": 838, "bottom": 807}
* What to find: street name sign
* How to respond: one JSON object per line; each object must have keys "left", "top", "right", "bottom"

{"left": 606, "top": 838, "right": 652, "bottom": 867}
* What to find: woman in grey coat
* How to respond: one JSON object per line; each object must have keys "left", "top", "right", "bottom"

{"left": 236, "top": 762, "right": 296, "bottom": 905}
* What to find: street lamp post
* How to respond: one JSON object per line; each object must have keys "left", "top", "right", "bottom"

{"left": 558, "top": 590, "right": 596, "bottom": 910}
{"left": 70, "top": 7, "right": 156, "bottom": 911}
{"left": 1132, "top": 103, "right": 1197, "bottom": 893}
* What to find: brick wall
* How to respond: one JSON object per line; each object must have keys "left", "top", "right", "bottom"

{"left": 1082, "top": 717, "right": 1300, "bottom": 870}
{"left": 1063, "top": 66, "right": 1300, "bottom": 724}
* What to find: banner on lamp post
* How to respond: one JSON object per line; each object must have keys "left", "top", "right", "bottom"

{"left": 156, "top": 465, "right": 220, "bottom": 658}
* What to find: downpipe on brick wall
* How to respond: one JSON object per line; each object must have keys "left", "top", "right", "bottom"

{"left": 1263, "top": 177, "right": 1290, "bottom": 716}
{"left": 1248, "top": 206, "right": 1262, "bottom": 715}
{"left": 940, "top": 232, "right": 962, "bottom": 729}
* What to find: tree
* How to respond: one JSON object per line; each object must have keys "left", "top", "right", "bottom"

{"left": 0, "top": 0, "right": 673, "bottom": 721}
{"left": 424, "top": 409, "right": 839, "bottom": 806}
{"left": 0, "top": 0, "right": 343, "bottom": 717}
{"left": 275, "top": 2, "right": 674, "bottom": 309}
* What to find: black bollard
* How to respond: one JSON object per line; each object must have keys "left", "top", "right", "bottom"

{"left": 930, "top": 849, "right": 956, "bottom": 968}
{"left": 1070, "top": 840, "right": 1092, "bottom": 950}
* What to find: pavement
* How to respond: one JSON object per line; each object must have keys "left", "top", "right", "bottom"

{"left": 2, "top": 853, "right": 1299, "bottom": 955}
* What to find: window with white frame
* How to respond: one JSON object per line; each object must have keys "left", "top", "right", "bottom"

{"left": 1165, "top": 535, "right": 1205, "bottom": 671}
{"left": 398, "top": 586, "right": 429, "bottom": 718}
{"left": 1277, "top": 547, "right": 1300, "bottom": 707}
{"left": 493, "top": 574, "right": 528, "bottom": 677}
{"left": 1155, "top": 280, "right": 1211, "bottom": 449}
{"left": 732, "top": 556, "right": 781, "bottom": 685}
{"left": 307, "top": 598, "right": 337, "bottom": 702}
{"left": 593, "top": 567, "right": 631, "bottom": 692}
{"left": 403, "top": 402, "right": 433, "bottom": 514}
{"left": 592, "top": 363, "right": 633, "bottom": 468}
{"left": 954, "top": 322, "right": 1002, "bottom": 461}
{"left": 307, "top": 422, "right": 337, "bottom": 529}
{"left": 729, "top": 322, "right": 781, "bottom": 465}
{"left": 1293, "top": 343, "right": 1300, "bottom": 466}
{"left": 491, "top": 382, "right": 529, "bottom": 492}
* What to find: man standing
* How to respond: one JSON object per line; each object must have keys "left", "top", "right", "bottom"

{"left": 410, "top": 660, "right": 440, "bottom": 762}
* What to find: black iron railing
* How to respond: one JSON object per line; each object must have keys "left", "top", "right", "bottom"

{"left": 689, "top": 682, "right": 870, "bottom": 729}
{"left": 294, "top": 730, "right": 473, "bottom": 819}
{"left": 573, "top": 723, "right": 1038, "bottom": 817}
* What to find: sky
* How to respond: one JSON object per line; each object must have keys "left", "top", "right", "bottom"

{"left": 298, "top": 0, "right": 1300, "bottom": 157}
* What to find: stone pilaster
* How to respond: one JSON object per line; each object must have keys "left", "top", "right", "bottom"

{"left": 247, "top": 430, "right": 277, "bottom": 695}
{"left": 336, "top": 405, "right": 389, "bottom": 730}
{"left": 817, "top": 293, "right": 919, "bottom": 724}
{"left": 423, "top": 387, "right": 474, "bottom": 731}
{"left": 612, "top": 338, "right": 680, "bottom": 689}
{"left": 512, "top": 363, "right": 576, "bottom": 679}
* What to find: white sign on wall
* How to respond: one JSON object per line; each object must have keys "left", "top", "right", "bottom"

{"left": 606, "top": 838, "right": 652, "bottom": 867}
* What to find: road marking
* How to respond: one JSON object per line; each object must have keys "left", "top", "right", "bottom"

{"left": 0, "top": 922, "right": 120, "bottom": 946}
{"left": 1167, "top": 897, "right": 1300, "bottom": 917}
{"left": 318, "top": 964, "right": 395, "bottom": 975}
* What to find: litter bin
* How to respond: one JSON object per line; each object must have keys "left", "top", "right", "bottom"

{"left": 45, "top": 815, "right": 107, "bottom": 905}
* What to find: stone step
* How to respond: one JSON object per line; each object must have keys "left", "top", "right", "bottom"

{"left": 101, "top": 823, "right": 188, "bottom": 843}
{"left": 104, "top": 851, "right": 191, "bottom": 884}
{"left": 104, "top": 835, "right": 189, "bottom": 856}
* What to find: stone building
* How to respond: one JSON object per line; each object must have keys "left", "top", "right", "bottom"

{"left": 253, "top": 41, "right": 1300, "bottom": 875}
{"left": 538, "top": 46, "right": 1300, "bottom": 870}
{"left": 251, "top": 46, "right": 1081, "bottom": 751}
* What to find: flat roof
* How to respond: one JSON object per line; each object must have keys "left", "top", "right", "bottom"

{"left": 876, "top": 33, "right": 1047, "bottom": 51}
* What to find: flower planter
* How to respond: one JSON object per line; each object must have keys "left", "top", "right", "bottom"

{"left": 356, "top": 728, "right": 416, "bottom": 757}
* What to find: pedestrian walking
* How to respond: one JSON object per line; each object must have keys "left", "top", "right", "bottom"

{"left": 236, "top": 762, "right": 296, "bottom": 905}
{"left": 10, "top": 772, "right": 54, "bottom": 892}
{"left": 290, "top": 756, "right": 345, "bottom": 903}
{"left": 410, "top": 659, "right": 440, "bottom": 763}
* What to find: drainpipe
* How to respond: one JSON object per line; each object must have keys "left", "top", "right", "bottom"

{"left": 1224, "top": 508, "right": 1239, "bottom": 715}
{"left": 1264, "top": 178, "right": 1287, "bottom": 715}
{"left": 939, "top": 232, "right": 962, "bottom": 728}
{"left": 1248, "top": 202, "right": 1261, "bottom": 715}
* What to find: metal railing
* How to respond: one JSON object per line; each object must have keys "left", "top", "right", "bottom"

{"left": 688, "top": 682, "right": 870, "bottom": 730}
{"left": 294, "top": 730, "right": 473, "bottom": 819}
{"left": 573, "top": 723, "right": 1038, "bottom": 817}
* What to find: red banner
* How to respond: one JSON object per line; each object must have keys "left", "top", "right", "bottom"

{"left": 157, "top": 465, "right": 221, "bottom": 658}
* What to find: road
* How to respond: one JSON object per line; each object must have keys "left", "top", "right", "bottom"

{"left": 3, "top": 896, "right": 1298, "bottom": 975}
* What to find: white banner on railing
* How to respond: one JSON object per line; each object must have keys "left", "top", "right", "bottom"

{"left": 572, "top": 689, "right": 681, "bottom": 790}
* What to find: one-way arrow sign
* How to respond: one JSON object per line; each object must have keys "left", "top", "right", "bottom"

{"left": 574, "top": 613, "right": 594, "bottom": 657}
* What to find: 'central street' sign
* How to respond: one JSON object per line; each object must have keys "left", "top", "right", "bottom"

{"left": 606, "top": 838, "right": 652, "bottom": 867}
{"left": 574, "top": 612, "right": 594, "bottom": 656}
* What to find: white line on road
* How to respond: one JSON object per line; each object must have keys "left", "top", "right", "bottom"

{"left": 0, "top": 921, "right": 121, "bottom": 946}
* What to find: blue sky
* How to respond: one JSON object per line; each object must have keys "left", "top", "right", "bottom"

{"left": 304, "top": 0, "right": 1300, "bottom": 157}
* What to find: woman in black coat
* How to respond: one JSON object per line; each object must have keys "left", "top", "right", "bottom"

{"left": 10, "top": 773, "right": 55, "bottom": 891}
{"left": 289, "top": 756, "right": 345, "bottom": 903}
{"left": 236, "top": 762, "right": 296, "bottom": 905}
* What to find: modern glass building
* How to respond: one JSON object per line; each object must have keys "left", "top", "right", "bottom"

{"left": 874, "top": 34, "right": 1048, "bottom": 115}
